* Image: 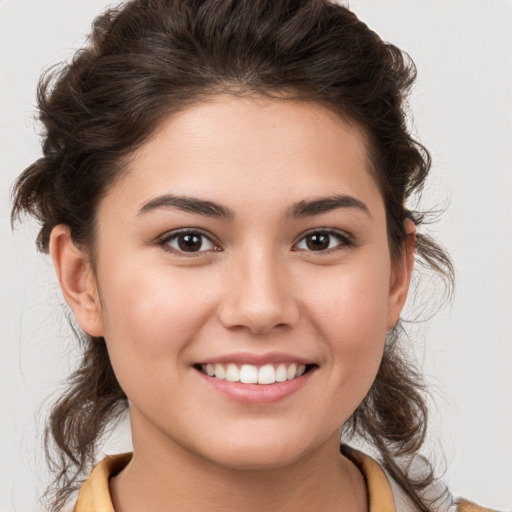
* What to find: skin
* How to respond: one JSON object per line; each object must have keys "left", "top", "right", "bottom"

{"left": 50, "top": 95, "right": 415, "bottom": 511}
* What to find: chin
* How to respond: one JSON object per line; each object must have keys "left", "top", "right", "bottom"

{"left": 194, "top": 431, "right": 323, "bottom": 472}
{"left": 208, "top": 449, "right": 301, "bottom": 472}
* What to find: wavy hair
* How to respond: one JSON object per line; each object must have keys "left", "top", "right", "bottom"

{"left": 11, "top": 1, "right": 453, "bottom": 510}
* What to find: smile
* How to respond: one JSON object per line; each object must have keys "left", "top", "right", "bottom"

{"left": 198, "top": 362, "right": 312, "bottom": 385}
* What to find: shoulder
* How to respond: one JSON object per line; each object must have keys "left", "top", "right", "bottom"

{"left": 343, "top": 445, "right": 500, "bottom": 512}
{"left": 61, "top": 453, "right": 133, "bottom": 512}
{"left": 389, "top": 457, "right": 500, "bottom": 512}
{"left": 455, "top": 499, "right": 501, "bottom": 512}
{"left": 68, "top": 449, "right": 500, "bottom": 512}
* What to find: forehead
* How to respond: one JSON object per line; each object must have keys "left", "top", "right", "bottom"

{"left": 105, "top": 95, "right": 383, "bottom": 217}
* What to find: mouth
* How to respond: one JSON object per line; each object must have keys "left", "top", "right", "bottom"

{"left": 194, "top": 362, "right": 317, "bottom": 385}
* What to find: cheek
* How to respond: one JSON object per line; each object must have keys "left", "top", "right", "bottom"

{"left": 305, "top": 260, "right": 390, "bottom": 384}
{"left": 96, "top": 260, "right": 218, "bottom": 383}
{"left": 310, "top": 257, "right": 390, "bottom": 331}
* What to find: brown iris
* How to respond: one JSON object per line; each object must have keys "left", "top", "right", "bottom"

{"left": 305, "top": 233, "right": 330, "bottom": 251}
{"left": 177, "top": 233, "right": 203, "bottom": 252}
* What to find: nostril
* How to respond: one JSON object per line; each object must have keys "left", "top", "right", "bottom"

{"left": 217, "top": 274, "right": 300, "bottom": 334}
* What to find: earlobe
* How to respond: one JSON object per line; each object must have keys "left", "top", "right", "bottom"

{"left": 387, "top": 218, "right": 416, "bottom": 331}
{"left": 49, "top": 225, "right": 104, "bottom": 337}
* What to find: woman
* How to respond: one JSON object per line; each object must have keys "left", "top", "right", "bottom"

{"left": 8, "top": 0, "right": 503, "bottom": 511}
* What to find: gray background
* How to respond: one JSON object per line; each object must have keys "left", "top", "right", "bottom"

{"left": 1, "top": 0, "right": 511, "bottom": 510}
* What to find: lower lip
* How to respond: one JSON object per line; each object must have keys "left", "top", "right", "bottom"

{"left": 196, "top": 368, "right": 315, "bottom": 404}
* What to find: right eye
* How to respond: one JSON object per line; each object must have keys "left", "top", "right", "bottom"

{"left": 293, "top": 229, "right": 353, "bottom": 254}
{"left": 159, "top": 230, "right": 220, "bottom": 255}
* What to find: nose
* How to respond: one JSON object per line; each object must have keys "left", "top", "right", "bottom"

{"left": 218, "top": 249, "right": 300, "bottom": 335}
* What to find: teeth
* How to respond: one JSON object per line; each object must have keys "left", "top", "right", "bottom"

{"left": 275, "top": 364, "right": 287, "bottom": 382}
{"left": 258, "top": 364, "right": 275, "bottom": 384}
{"left": 286, "top": 363, "right": 297, "bottom": 380}
{"left": 240, "top": 364, "right": 258, "bottom": 384}
{"left": 225, "top": 363, "right": 240, "bottom": 382}
{"left": 200, "top": 362, "right": 310, "bottom": 384}
{"left": 214, "top": 364, "right": 225, "bottom": 380}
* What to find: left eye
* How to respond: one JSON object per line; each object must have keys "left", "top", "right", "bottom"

{"left": 295, "top": 230, "right": 350, "bottom": 252}
{"left": 162, "top": 231, "right": 217, "bottom": 253}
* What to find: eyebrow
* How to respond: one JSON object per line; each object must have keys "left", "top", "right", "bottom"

{"left": 137, "top": 193, "right": 370, "bottom": 219}
{"left": 287, "top": 194, "right": 371, "bottom": 219}
{"left": 138, "top": 194, "right": 235, "bottom": 219}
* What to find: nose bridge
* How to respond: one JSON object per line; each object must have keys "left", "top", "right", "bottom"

{"left": 219, "top": 244, "right": 299, "bottom": 334}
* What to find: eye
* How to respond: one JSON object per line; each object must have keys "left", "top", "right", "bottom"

{"left": 159, "top": 230, "right": 219, "bottom": 254}
{"left": 294, "top": 229, "right": 352, "bottom": 253}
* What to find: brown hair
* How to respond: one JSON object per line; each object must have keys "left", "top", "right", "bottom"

{"left": 11, "top": 1, "right": 453, "bottom": 510}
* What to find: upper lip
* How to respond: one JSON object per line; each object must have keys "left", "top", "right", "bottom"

{"left": 196, "top": 352, "right": 315, "bottom": 366}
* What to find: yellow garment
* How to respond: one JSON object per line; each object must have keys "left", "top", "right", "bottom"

{"left": 74, "top": 453, "right": 132, "bottom": 512}
{"left": 71, "top": 450, "right": 493, "bottom": 512}
{"left": 73, "top": 449, "right": 394, "bottom": 512}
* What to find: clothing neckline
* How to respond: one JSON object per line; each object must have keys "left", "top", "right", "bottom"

{"left": 73, "top": 447, "right": 396, "bottom": 512}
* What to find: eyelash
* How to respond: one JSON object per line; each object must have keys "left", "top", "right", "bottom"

{"left": 156, "top": 228, "right": 353, "bottom": 256}
{"left": 157, "top": 229, "right": 221, "bottom": 256}
{"left": 293, "top": 229, "right": 354, "bottom": 255}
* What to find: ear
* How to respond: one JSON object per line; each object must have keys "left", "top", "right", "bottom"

{"left": 49, "top": 225, "right": 104, "bottom": 337}
{"left": 387, "top": 218, "right": 416, "bottom": 331}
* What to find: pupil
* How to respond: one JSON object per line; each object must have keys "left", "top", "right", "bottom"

{"left": 178, "top": 233, "right": 202, "bottom": 252}
{"left": 306, "top": 233, "right": 329, "bottom": 250}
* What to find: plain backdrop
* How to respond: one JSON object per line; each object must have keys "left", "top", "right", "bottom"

{"left": 1, "top": 1, "right": 511, "bottom": 511}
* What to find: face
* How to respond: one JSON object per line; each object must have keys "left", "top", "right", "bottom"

{"left": 70, "top": 95, "right": 412, "bottom": 470}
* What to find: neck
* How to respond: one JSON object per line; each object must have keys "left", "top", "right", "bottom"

{"left": 110, "top": 415, "right": 367, "bottom": 512}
